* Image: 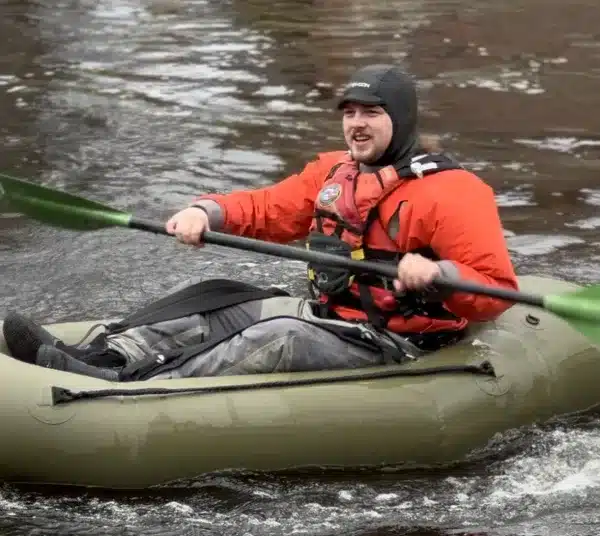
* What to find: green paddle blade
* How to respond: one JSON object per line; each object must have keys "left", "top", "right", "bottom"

{"left": 0, "top": 173, "right": 131, "bottom": 231}
{"left": 544, "top": 284, "right": 600, "bottom": 344}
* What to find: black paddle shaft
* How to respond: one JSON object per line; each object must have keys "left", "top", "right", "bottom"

{"left": 128, "top": 217, "right": 544, "bottom": 308}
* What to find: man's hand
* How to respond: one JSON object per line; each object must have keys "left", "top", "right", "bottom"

{"left": 165, "top": 207, "right": 210, "bottom": 247}
{"left": 393, "top": 253, "right": 441, "bottom": 292}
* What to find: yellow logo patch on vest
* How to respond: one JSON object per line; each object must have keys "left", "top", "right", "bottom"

{"left": 318, "top": 184, "right": 341, "bottom": 206}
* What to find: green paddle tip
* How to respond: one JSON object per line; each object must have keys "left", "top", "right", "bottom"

{"left": 544, "top": 286, "right": 600, "bottom": 346}
{"left": 544, "top": 287, "right": 600, "bottom": 322}
{"left": 0, "top": 173, "right": 132, "bottom": 231}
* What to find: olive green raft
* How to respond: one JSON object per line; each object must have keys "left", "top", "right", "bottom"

{"left": 0, "top": 274, "right": 599, "bottom": 489}
{"left": 2, "top": 173, "right": 600, "bottom": 489}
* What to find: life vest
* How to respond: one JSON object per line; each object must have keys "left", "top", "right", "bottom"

{"left": 306, "top": 151, "right": 463, "bottom": 330}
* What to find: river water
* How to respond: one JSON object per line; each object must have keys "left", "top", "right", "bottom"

{"left": 1, "top": 0, "right": 600, "bottom": 534}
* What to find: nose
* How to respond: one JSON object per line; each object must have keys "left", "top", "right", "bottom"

{"left": 347, "top": 111, "right": 367, "bottom": 128}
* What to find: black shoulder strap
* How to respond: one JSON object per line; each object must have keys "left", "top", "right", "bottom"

{"left": 107, "top": 278, "right": 289, "bottom": 334}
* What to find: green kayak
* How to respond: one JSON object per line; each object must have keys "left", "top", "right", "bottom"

{"left": 0, "top": 274, "right": 599, "bottom": 490}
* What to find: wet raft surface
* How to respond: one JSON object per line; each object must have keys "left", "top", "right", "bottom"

{"left": 1, "top": 0, "right": 600, "bottom": 534}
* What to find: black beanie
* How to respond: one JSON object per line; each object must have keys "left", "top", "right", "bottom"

{"left": 337, "top": 64, "right": 418, "bottom": 168}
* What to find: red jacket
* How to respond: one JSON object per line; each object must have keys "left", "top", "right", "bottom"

{"left": 197, "top": 151, "right": 518, "bottom": 333}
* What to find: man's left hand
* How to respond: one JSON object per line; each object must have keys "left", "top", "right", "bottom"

{"left": 393, "top": 253, "right": 441, "bottom": 292}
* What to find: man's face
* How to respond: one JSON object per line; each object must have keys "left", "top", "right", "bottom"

{"left": 342, "top": 102, "right": 393, "bottom": 164}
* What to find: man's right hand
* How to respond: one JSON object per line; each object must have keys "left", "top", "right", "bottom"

{"left": 165, "top": 206, "right": 210, "bottom": 247}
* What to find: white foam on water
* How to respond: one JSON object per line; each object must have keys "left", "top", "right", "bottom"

{"left": 506, "top": 234, "right": 585, "bottom": 255}
{"left": 102, "top": 500, "right": 144, "bottom": 523}
{"left": 455, "top": 75, "right": 544, "bottom": 95}
{"left": 165, "top": 501, "right": 194, "bottom": 514}
{"left": 515, "top": 137, "right": 600, "bottom": 153}
{"left": 374, "top": 493, "right": 399, "bottom": 502}
{"left": 0, "top": 74, "right": 18, "bottom": 85}
{"left": 254, "top": 85, "right": 294, "bottom": 97}
{"left": 565, "top": 217, "right": 600, "bottom": 230}
{"left": 338, "top": 490, "right": 354, "bottom": 501}
{"left": 265, "top": 100, "right": 323, "bottom": 113}
{"left": 470, "top": 428, "right": 600, "bottom": 531}
{"left": 580, "top": 188, "right": 600, "bottom": 207}
{"left": 0, "top": 492, "right": 27, "bottom": 514}
{"left": 440, "top": 65, "right": 546, "bottom": 95}
{"left": 6, "top": 85, "right": 27, "bottom": 93}
{"left": 502, "top": 161, "right": 531, "bottom": 171}
{"left": 438, "top": 53, "right": 574, "bottom": 98}
{"left": 495, "top": 190, "right": 535, "bottom": 207}
{"left": 462, "top": 160, "right": 492, "bottom": 171}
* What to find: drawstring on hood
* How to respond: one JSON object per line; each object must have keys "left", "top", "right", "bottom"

{"left": 337, "top": 64, "right": 419, "bottom": 170}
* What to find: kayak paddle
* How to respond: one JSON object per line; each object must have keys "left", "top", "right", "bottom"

{"left": 1, "top": 172, "right": 600, "bottom": 343}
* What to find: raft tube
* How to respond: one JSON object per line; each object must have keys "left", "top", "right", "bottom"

{"left": 0, "top": 275, "right": 599, "bottom": 489}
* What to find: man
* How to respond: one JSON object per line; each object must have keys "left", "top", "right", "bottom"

{"left": 3, "top": 64, "right": 518, "bottom": 381}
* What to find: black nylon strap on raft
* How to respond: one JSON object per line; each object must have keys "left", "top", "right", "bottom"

{"left": 50, "top": 360, "right": 496, "bottom": 406}
{"left": 105, "top": 278, "right": 289, "bottom": 334}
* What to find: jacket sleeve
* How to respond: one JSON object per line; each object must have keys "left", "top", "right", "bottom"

{"left": 422, "top": 172, "right": 518, "bottom": 322}
{"left": 193, "top": 153, "right": 337, "bottom": 243}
